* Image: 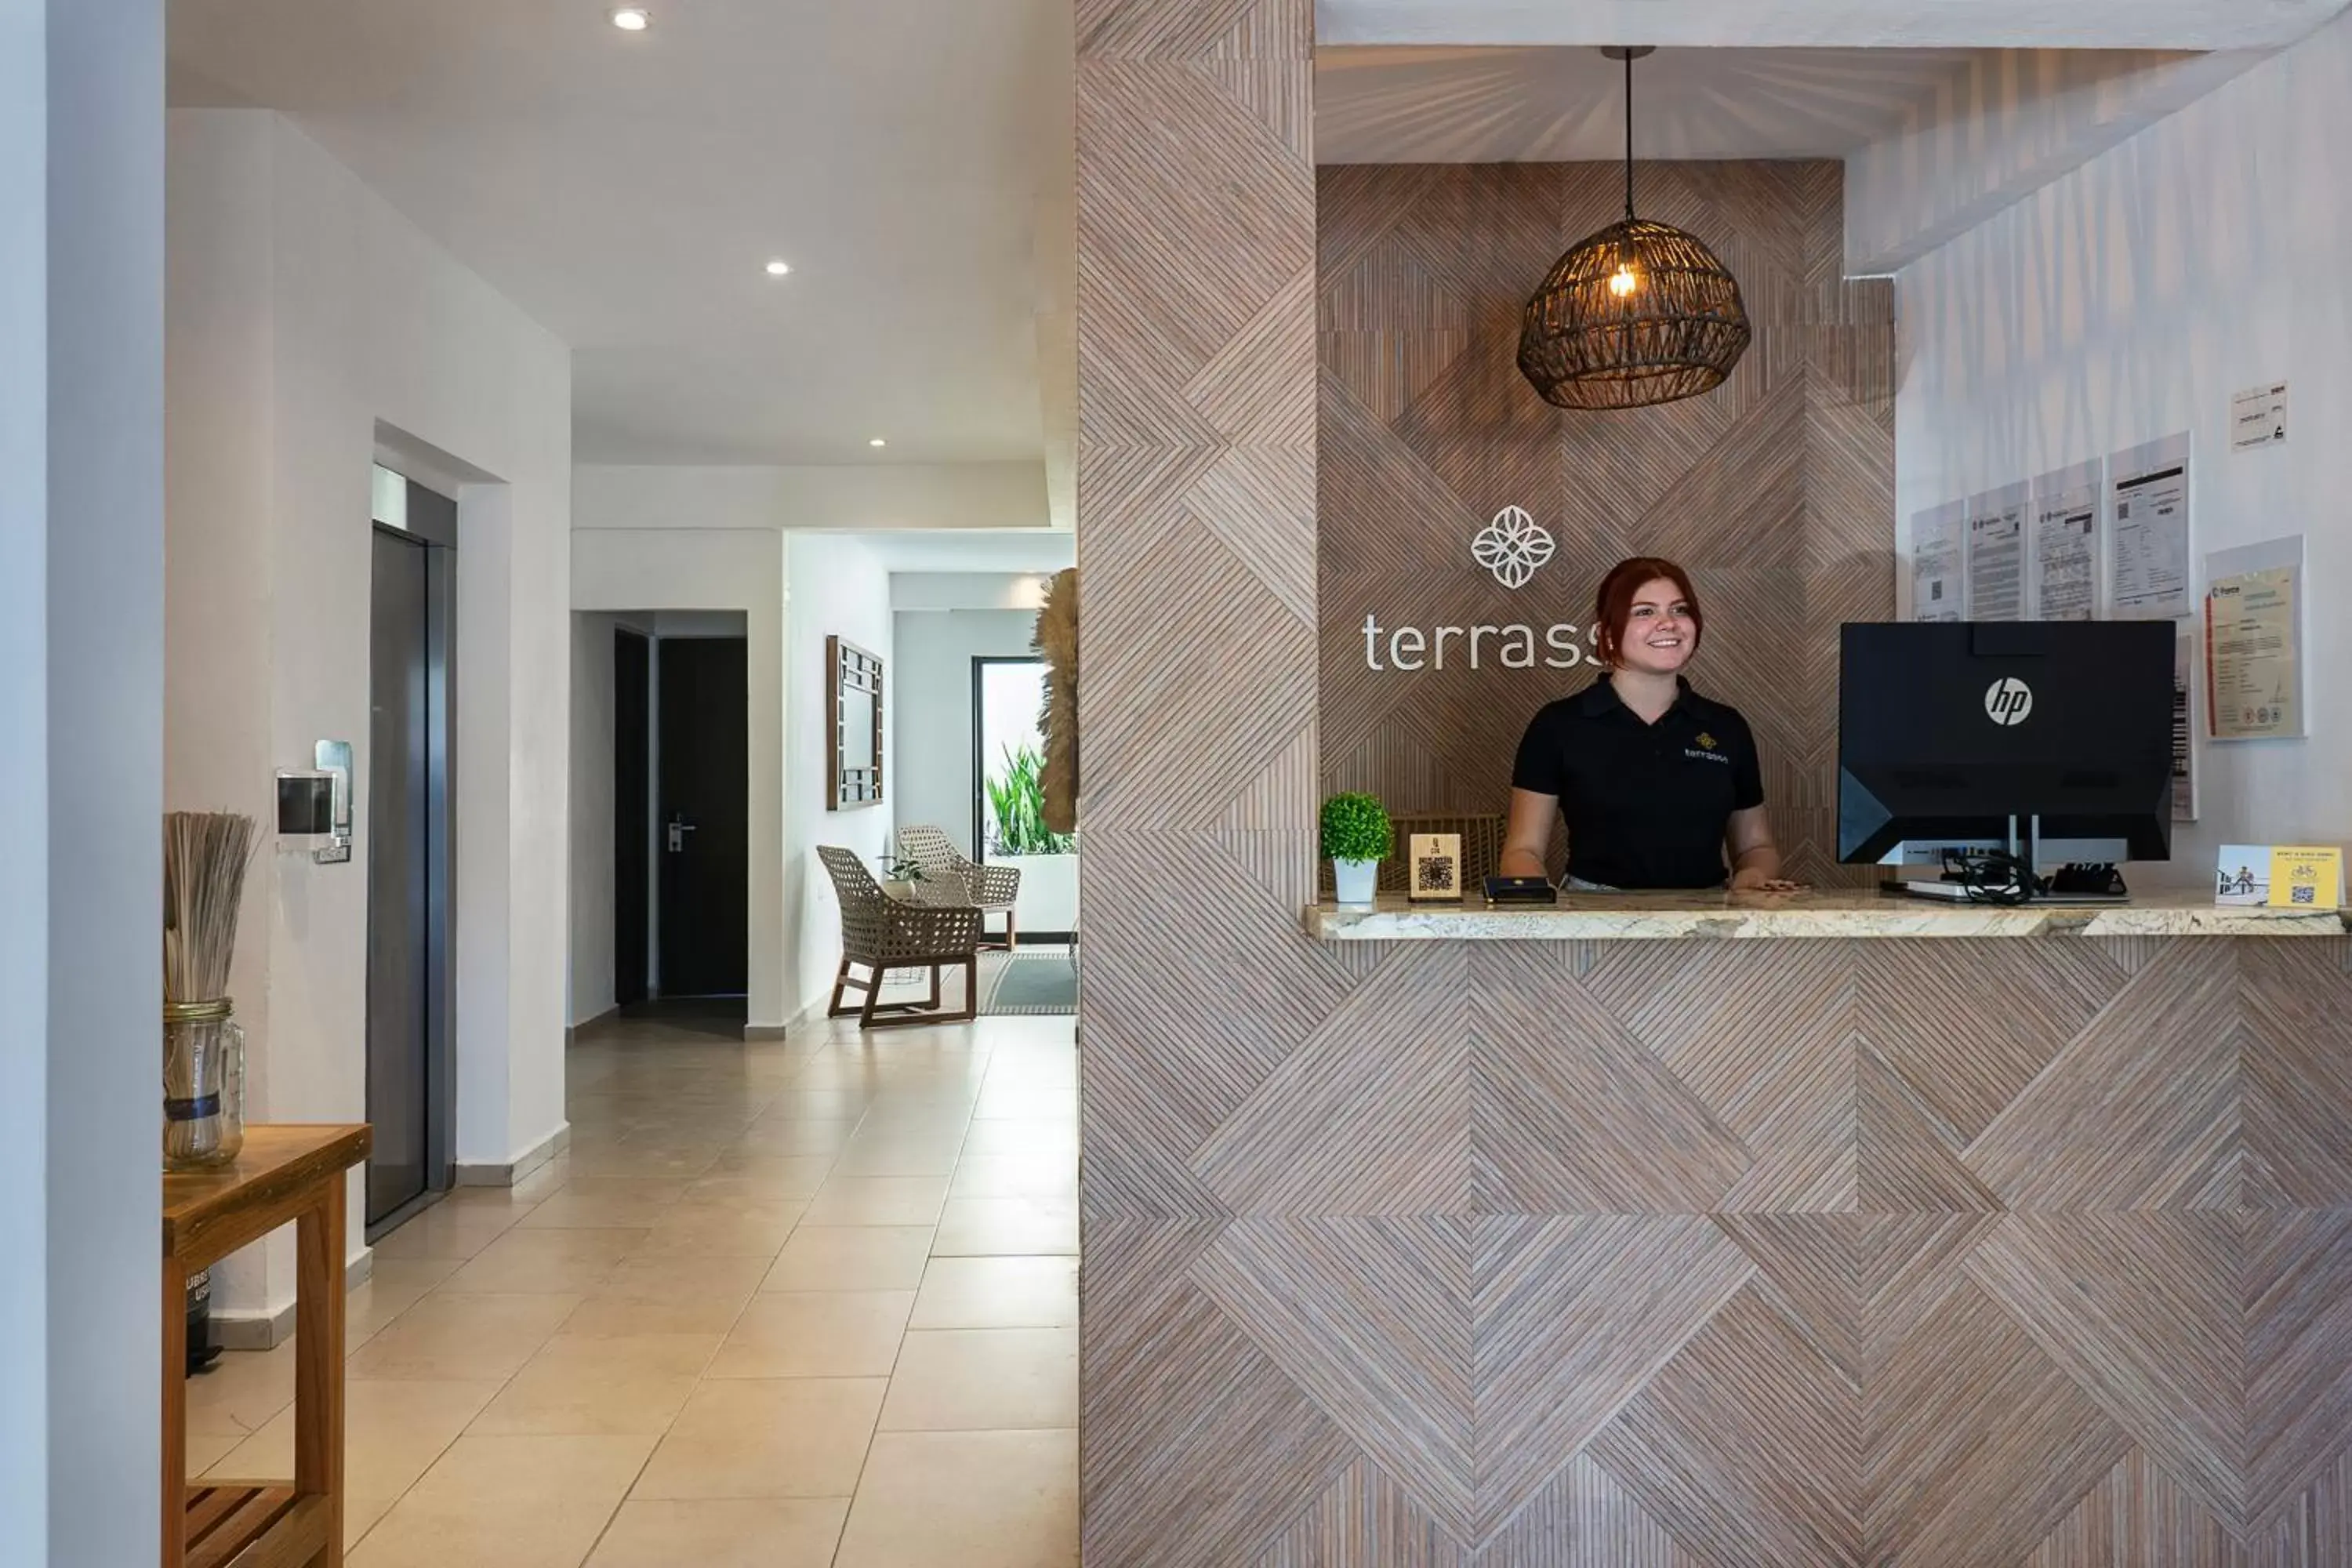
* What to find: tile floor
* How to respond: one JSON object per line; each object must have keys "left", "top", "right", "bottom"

{"left": 185, "top": 1003, "right": 1080, "bottom": 1567}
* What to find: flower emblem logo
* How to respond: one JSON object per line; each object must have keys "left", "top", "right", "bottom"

{"left": 1472, "top": 506, "right": 1555, "bottom": 590}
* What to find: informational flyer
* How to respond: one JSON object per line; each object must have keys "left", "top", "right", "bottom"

{"left": 2173, "top": 627, "right": 2198, "bottom": 822}
{"left": 1910, "top": 500, "right": 1966, "bottom": 622}
{"left": 2216, "top": 844, "right": 2343, "bottom": 908}
{"left": 2204, "top": 535, "right": 2304, "bottom": 741}
{"left": 1966, "top": 485, "right": 2027, "bottom": 622}
{"left": 2231, "top": 383, "right": 2288, "bottom": 452}
{"left": 2031, "top": 460, "right": 2102, "bottom": 621}
{"left": 2110, "top": 434, "right": 2193, "bottom": 619}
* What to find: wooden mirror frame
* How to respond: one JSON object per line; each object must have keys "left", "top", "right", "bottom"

{"left": 826, "top": 636, "right": 884, "bottom": 810}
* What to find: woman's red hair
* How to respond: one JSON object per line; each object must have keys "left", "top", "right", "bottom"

{"left": 1592, "top": 557, "right": 1704, "bottom": 668}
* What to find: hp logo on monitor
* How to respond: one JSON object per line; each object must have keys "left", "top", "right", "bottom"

{"left": 1984, "top": 677, "right": 2034, "bottom": 726}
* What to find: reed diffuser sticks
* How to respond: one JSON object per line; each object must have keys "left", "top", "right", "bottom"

{"left": 164, "top": 811, "right": 257, "bottom": 1004}
{"left": 162, "top": 811, "right": 256, "bottom": 1167}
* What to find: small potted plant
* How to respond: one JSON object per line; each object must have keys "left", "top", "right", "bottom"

{"left": 1321, "top": 792, "right": 1393, "bottom": 908}
{"left": 881, "top": 852, "right": 927, "bottom": 899}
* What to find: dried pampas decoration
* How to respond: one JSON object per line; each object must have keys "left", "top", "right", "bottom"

{"left": 163, "top": 811, "right": 257, "bottom": 1166}
{"left": 1033, "top": 567, "right": 1078, "bottom": 836}
{"left": 165, "top": 811, "right": 257, "bottom": 1003}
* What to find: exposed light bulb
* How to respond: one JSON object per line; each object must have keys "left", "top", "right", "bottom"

{"left": 610, "top": 7, "right": 651, "bottom": 31}
{"left": 1610, "top": 266, "right": 1640, "bottom": 298}
{"left": 764, "top": 259, "right": 792, "bottom": 277}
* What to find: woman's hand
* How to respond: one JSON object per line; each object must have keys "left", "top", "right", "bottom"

{"left": 1726, "top": 808, "right": 1801, "bottom": 892}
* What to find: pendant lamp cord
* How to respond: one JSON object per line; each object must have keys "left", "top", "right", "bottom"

{"left": 1622, "top": 49, "right": 1636, "bottom": 220}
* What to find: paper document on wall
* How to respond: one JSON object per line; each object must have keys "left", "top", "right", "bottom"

{"left": 2031, "top": 460, "right": 2103, "bottom": 621}
{"left": 2172, "top": 627, "right": 2198, "bottom": 821}
{"left": 2231, "top": 383, "right": 2288, "bottom": 451}
{"left": 1966, "top": 484, "right": 2027, "bottom": 622}
{"left": 2204, "top": 535, "right": 2304, "bottom": 741}
{"left": 2109, "top": 434, "right": 2192, "bottom": 619}
{"left": 1910, "top": 500, "right": 1966, "bottom": 622}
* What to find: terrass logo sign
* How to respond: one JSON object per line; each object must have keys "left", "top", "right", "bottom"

{"left": 1359, "top": 507, "right": 1595, "bottom": 671}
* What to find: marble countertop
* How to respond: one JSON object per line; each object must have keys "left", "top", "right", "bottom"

{"left": 1304, "top": 887, "right": 2350, "bottom": 941}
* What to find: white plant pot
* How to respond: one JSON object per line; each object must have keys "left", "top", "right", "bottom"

{"left": 1333, "top": 858, "right": 1379, "bottom": 907}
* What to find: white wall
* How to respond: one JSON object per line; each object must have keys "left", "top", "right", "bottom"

{"left": 5, "top": 0, "right": 166, "bottom": 1559}
{"left": 569, "top": 612, "right": 648, "bottom": 1025}
{"left": 0, "top": 1, "right": 49, "bottom": 1543}
{"left": 575, "top": 531, "right": 792, "bottom": 1025}
{"left": 575, "top": 461, "right": 1050, "bottom": 533}
{"left": 167, "top": 109, "right": 573, "bottom": 1323}
{"left": 1845, "top": 48, "right": 2265, "bottom": 273}
{"left": 893, "top": 609, "right": 1044, "bottom": 859}
{"left": 1895, "top": 6, "right": 2352, "bottom": 883}
{"left": 787, "top": 535, "right": 895, "bottom": 1012}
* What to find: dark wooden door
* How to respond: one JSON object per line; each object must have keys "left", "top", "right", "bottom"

{"left": 614, "top": 629, "right": 651, "bottom": 1006}
{"left": 657, "top": 637, "right": 749, "bottom": 996}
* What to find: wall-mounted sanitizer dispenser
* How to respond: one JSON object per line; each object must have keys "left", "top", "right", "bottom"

{"left": 277, "top": 740, "right": 353, "bottom": 863}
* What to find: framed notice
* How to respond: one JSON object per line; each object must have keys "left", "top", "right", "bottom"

{"left": 1966, "top": 484, "right": 2027, "bottom": 622}
{"left": 1910, "top": 500, "right": 1966, "bottom": 622}
{"left": 2031, "top": 459, "right": 2103, "bottom": 621}
{"left": 2109, "top": 434, "right": 2192, "bottom": 619}
{"left": 2204, "top": 535, "right": 2304, "bottom": 742}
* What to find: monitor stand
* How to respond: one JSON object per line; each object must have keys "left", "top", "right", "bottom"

{"left": 1878, "top": 815, "right": 2132, "bottom": 905}
{"left": 1882, "top": 880, "right": 2129, "bottom": 906}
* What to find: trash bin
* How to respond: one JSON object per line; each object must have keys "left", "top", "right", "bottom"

{"left": 186, "top": 1267, "right": 222, "bottom": 1376}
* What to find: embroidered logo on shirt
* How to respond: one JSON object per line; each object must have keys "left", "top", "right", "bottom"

{"left": 1695, "top": 732, "right": 1718, "bottom": 750}
{"left": 1685, "top": 748, "right": 1730, "bottom": 765}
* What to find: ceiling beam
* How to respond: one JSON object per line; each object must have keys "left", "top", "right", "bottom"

{"left": 1317, "top": 0, "right": 2350, "bottom": 52}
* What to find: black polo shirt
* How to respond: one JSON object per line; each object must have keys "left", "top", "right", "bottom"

{"left": 1511, "top": 677, "right": 1765, "bottom": 890}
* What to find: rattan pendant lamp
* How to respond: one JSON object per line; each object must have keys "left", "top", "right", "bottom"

{"left": 1518, "top": 46, "right": 1751, "bottom": 411}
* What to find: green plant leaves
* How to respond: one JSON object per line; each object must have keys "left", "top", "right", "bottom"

{"left": 1319, "top": 792, "right": 1394, "bottom": 862}
{"left": 986, "top": 742, "right": 1077, "bottom": 857}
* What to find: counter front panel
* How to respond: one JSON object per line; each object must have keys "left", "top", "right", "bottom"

{"left": 1086, "top": 917, "right": 2352, "bottom": 1563}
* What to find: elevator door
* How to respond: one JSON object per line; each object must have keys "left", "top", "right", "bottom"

{"left": 367, "top": 503, "right": 454, "bottom": 1229}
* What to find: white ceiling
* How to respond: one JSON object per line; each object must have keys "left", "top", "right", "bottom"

{"left": 851, "top": 530, "right": 1073, "bottom": 575}
{"left": 1319, "top": 0, "right": 2350, "bottom": 50}
{"left": 164, "top": 0, "right": 2344, "bottom": 472}
{"left": 166, "top": 0, "right": 1072, "bottom": 467}
{"left": 1319, "top": 46, "right": 2002, "bottom": 163}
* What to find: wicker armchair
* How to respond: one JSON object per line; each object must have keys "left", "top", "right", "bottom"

{"left": 896, "top": 823, "right": 1022, "bottom": 952}
{"left": 817, "top": 846, "right": 985, "bottom": 1029}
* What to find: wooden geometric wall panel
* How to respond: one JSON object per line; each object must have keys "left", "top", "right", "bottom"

{"left": 1317, "top": 161, "right": 1894, "bottom": 883}
{"left": 1076, "top": 9, "right": 2352, "bottom": 1566}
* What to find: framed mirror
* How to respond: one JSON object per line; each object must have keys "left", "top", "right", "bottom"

{"left": 827, "top": 636, "right": 884, "bottom": 809}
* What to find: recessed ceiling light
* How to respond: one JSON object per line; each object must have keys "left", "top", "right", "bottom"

{"left": 764, "top": 259, "right": 792, "bottom": 277}
{"left": 868, "top": 437, "right": 887, "bottom": 448}
{"left": 611, "top": 7, "right": 651, "bottom": 31}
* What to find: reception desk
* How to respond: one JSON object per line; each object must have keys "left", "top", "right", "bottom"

{"left": 1308, "top": 886, "right": 2351, "bottom": 941}
{"left": 1085, "top": 888, "right": 2351, "bottom": 1563}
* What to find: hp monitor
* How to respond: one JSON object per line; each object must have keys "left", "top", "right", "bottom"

{"left": 1838, "top": 621, "right": 2175, "bottom": 873}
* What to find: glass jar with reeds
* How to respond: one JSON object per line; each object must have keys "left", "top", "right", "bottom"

{"left": 163, "top": 811, "right": 257, "bottom": 1171}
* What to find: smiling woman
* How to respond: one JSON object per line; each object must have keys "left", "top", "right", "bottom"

{"left": 1497, "top": 556, "right": 1800, "bottom": 892}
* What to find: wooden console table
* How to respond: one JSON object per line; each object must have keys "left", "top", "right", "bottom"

{"left": 163, "top": 1124, "right": 370, "bottom": 1568}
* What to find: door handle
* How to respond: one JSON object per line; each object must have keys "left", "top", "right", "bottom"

{"left": 667, "top": 817, "right": 697, "bottom": 853}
